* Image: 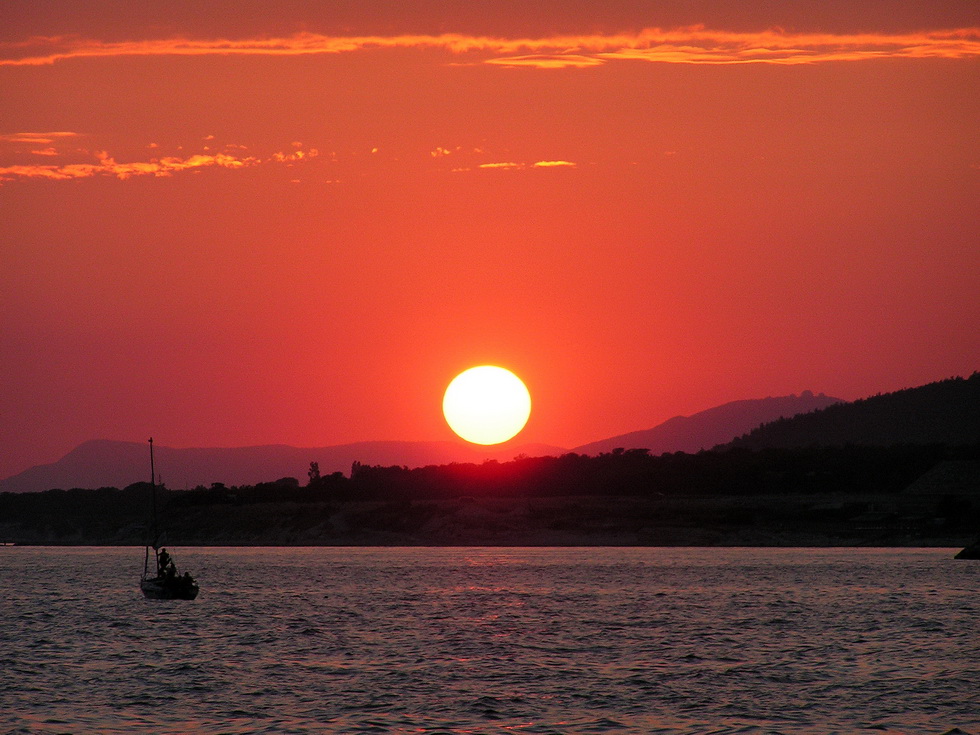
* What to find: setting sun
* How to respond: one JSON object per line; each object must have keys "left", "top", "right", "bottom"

{"left": 443, "top": 366, "right": 531, "bottom": 445}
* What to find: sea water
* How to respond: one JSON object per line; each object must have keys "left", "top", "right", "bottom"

{"left": 1, "top": 547, "right": 977, "bottom": 735}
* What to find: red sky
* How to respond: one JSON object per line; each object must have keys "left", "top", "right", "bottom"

{"left": 1, "top": 1, "right": 978, "bottom": 480}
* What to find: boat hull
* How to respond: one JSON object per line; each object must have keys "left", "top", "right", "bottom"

{"left": 140, "top": 576, "right": 199, "bottom": 600}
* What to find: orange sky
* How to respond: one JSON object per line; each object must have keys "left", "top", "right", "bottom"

{"left": 1, "top": 1, "right": 978, "bottom": 480}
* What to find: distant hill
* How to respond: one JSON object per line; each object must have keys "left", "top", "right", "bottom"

{"left": 0, "top": 439, "right": 566, "bottom": 494}
{"left": 573, "top": 391, "right": 843, "bottom": 456}
{"left": 726, "top": 373, "right": 980, "bottom": 449}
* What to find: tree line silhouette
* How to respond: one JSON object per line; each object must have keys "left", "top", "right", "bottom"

{"left": 2, "top": 443, "right": 975, "bottom": 536}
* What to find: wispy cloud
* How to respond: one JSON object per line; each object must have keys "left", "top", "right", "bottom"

{"left": 474, "top": 160, "right": 578, "bottom": 171}
{"left": 478, "top": 162, "right": 523, "bottom": 170}
{"left": 272, "top": 148, "right": 319, "bottom": 162}
{"left": 0, "top": 131, "right": 81, "bottom": 144}
{"left": 484, "top": 54, "right": 605, "bottom": 69}
{"left": 0, "top": 150, "right": 260, "bottom": 182}
{"left": 2, "top": 27, "right": 977, "bottom": 67}
{"left": 1, "top": 137, "right": 578, "bottom": 184}
{"left": 1, "top": 131, "right": 88, "bottom": 163}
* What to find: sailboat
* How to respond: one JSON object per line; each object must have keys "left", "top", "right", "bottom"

{"left": 140, "top": 437, "right": 199, "bottom": 600}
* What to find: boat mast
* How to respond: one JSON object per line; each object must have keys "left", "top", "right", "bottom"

{"left": 149, "top": 437, "right": 159, "bottom": 550}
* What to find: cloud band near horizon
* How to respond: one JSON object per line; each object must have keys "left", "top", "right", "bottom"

{"left": 2, "top": 26, "right": 978, "bottom": 67}
{"left": 0, "top": 150, "right": 262, "bottom": 183}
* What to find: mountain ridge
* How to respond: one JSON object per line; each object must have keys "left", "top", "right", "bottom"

{"left": 5, "top": 376, "right": 974, "bottom": 494}
{"left": 1, "top": 390, "right": 842, "bottom": 493}
{"left": 571, "top": 391, "right": 843, "bottom": 456}
{"left": 725, "top": 373, "right": 980, "bottom": 449}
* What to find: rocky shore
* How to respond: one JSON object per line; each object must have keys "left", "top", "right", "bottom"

{"left": 3, "top": 491, "right": 976, "bottom": 548}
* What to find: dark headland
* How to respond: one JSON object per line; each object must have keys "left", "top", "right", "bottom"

{"left": 1, "top": 374, "right": 977, "bottom": 548}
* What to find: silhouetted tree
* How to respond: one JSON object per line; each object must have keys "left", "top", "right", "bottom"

{"left": 308, "top": 461, "right": 322, "bottom": 488}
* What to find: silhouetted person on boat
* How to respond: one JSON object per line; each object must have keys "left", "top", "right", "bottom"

{"left": 158, "top": 548, "right": 177, "bottom": 579}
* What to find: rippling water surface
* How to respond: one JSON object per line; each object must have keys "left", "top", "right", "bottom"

{"left": 1, "top": 547, "right": 978, "bottom": 734}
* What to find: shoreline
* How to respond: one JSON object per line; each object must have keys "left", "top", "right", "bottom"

{"left": 3, "top": 491, "right": 977, "bottom": 550}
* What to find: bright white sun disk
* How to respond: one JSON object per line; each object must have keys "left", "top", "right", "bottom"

{"left": 443, "top": 366, "right": 531, "bottom": 445}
